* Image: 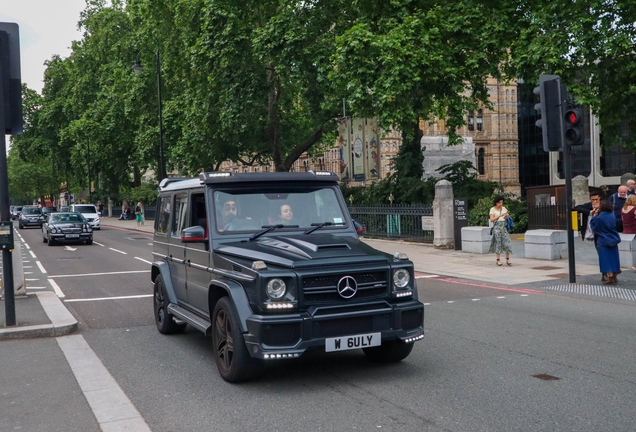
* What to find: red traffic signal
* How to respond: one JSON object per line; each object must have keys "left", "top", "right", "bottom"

{"left": 564, "top": 106, "right": 584, "bottom": 146}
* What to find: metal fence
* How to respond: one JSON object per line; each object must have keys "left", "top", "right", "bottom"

{"left": 347, "top": 204, "right": 434, "bottom": 243}
{"left": 527, "top": 204, "right": 568, "bottom": 230}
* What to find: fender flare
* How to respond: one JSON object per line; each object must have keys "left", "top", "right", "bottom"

{"left": 151, "top": 261, "right": 178, "bottom": 304}
{"left": 209, "top": 279, "right": 252, "bottom": 333}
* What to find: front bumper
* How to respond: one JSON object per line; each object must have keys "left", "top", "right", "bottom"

{"left": 50, "top": 233, "right": 93, "bottom": 243}
{"left": 87, "top": 220, "right": 100, "bottom": 229}
{"left": 244, "top": 300, "right": 424, "bottom": 360}
{"left": 21, "top": 219, "right": 42, "bottom": 226}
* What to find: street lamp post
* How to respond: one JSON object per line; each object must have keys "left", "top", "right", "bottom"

{"left": 133, "top": 51, "right": 166, "bottom": 181}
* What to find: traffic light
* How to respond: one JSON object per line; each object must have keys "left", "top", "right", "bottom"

{"left": 0, "top": 23, "right": 23, "bottom": 135}
{"left": 564, "top": 105, "right": 585, "bottom": 146}
{"left": 534, "top": 74, "right": 564, "bottom": 152}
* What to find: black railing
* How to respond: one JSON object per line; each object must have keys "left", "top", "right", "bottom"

{"left": 527, "top": 204, "right": 568, "bottom": 230}
{"left": 348, "top": 204, "right": 434, "bottom": 243}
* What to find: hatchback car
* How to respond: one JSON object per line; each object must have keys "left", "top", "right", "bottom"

{"left": 11, "top": 206, "right": 23, "bottom": 220}
{"left": 151, "top": 171, "right": 424, "bottom": 382}
{"left": 69, "top": 204, "right": 101, "bottom": 230}
{"left": 18, "top": 207, "right": 44, "bottom": 229}
{"left": 42, "top": 212, "right": 93, "bottom": 245}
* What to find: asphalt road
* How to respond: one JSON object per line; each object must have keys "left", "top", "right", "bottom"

{"left": 15, "top": 224, "right": 636, "bottom": 432}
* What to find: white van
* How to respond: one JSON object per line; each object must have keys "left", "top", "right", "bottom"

{"left": 69, "top": 204, "right": 101, "bottom": 230}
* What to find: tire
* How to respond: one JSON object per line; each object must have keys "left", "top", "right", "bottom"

{"left": 85, "top": 238, "right": 93, "bottom": 245}
{"left": 18, "top": 224, "right": 23, "bottom": 230}
{"left": 212, "top": 297, "right": 264, "bottom": 383}
{"left": 43, "top": 234, "right": 47, "bottom": 243}
{"left": 153, "top": 275, "right": 186, "bottom": 334}
{"left": 363, "top": 339, "right": 415, "bottom": 363}
{"left": 48, "top": 235, "right": 55, "bottom": 246}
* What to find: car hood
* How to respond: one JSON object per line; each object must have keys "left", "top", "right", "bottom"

{"left": 50, "top": 222, "right": 85, "bottom": 228}
{"left": 215, "top": 234, "right": 390, "bottom": 269}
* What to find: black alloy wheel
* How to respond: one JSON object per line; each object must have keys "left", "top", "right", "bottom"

{"left": 48, "top": 233, "right": 55, "bottom": 246}
{"left": 212, "top": 297, "right": 264, "bottom": 383}
{"left": 153, "top": 275, "right": 186, "bottom": 334}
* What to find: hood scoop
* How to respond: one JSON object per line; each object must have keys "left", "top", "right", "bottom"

{"left": 282, "top": 237, "right": 350, "bottom": 252}
{"left": 257, "top": 238, "right": 312, "bottom": 259}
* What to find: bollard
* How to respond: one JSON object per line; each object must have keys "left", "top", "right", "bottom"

{"left": 433, "top": 180, "right": 454, "bottom": 249}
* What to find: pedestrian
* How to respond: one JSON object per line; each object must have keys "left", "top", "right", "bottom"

{"left": 609, "top": 186, "right": 628, "bottom": 232}
{"left": 627, "top": 179, "right": 636, "bottom": 196}
{"left": 135, "top": 202, "right": 143, "bottom": 227}
{"left": 98, "top": 201, "right": 104, "bottom": 217}
{"left": 621, "top": 194, "right": 636, "bottom": 235}
{"left": 488, "top": 195, "right": 512, "bottom": 266}
{"left": 590, "top": 200, "right": 621, "bottom": 284}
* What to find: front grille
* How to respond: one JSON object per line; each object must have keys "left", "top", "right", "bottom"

{"left": 313, "top": 302, "right": 389, "bottom": 316}
{"left": 315, "top": 313, "right": 391, "bottom": 338}
{"left": 261, "top": 323, "right": 301, "bottom": 347}
{"left": 302, "top": 270, "right": 388, "bottom": 304}
{"left": 62, "top": 228, "right": 82, "bottom": 234}
{"left": 401, "top": 309, "right": 423, "bottom": 330}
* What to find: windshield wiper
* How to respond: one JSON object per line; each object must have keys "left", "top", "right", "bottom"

{"left": 249, "top": 224, "right": 299, "bottom": 241}
{"left": 305, "top": 221, "right": 344, "bottom": 234}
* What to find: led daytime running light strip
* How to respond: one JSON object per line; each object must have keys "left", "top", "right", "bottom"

{"left": 264, "top": 353, "right": 300, "bottom": 359}
{"left": 404, "top": 334, "right": 424, "bottom": 343}
{"left": 266, "top": 303, "right": 294, "bottom": 309}
{"left": 396, "top": 291, "right": 413, "bottom": 297}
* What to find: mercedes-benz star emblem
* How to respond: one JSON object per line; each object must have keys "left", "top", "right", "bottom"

{"left": 337, "top": 276, "right": 358, "bottom": 299}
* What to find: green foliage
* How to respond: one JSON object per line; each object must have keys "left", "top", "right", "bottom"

{"left": 120, "top": 182, "right": 159, "bottom": 206}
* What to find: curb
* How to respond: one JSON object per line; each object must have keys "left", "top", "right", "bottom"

{"left": 0, "top": 292, "right": 78, "bottom": 341}
{"left": 100, "top": 221, "right": 153, "bottom": 235}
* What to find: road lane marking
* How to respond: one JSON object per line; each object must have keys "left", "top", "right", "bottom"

{"left": 23, "top": 266, "right": 33, "bottom": 268}
{"left": 65, "top": 294, "right": 153, "bottom": 302}
{"left": 29, "top": 251, "right": 36, "bottom": 258}
{"left": 64, "top": 246, "right": 77, "bottom": 251}
{"left": 109, "top": 248, "right": 127, "bottom": 255}
{"left": 24, "top": 272, "right": 33, "bottom": 274}
{"left": 24, "top": 243, "right": 30, "bottom": 249}
{"left": 134, "top": 257, "right": 153, "bottom": 265}
{"left": 415, "top": 274, "right": 439, "bottom": 279}
{"left": 49, "top": 270, "right": 150, "bottom": 278}
{"left": 93, "top": 241, "right": 105, "bottom": 247}
{"left": 56, "top": 335, "right": 152, "bottom": 432}
{"left": 26, "top": 278, "right": 39, "bottom": 281}
{"left": 36, "top": 261, "right": 47, "bottom": 274}
{"left": 19, "top": 237, "right": 25, "bottom": 243}
{"left": 26, "top": 287, "right": 47, "bottom": 289}
{"left": 48, "top": 279, "right": 65, "bottom": 299}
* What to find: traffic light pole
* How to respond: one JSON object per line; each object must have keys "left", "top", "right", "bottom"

{"left": 0, "top": 64, "right": 16, "bottom": 326}
{"left": 563, "top": 143, "right": 576, "bottom": 283}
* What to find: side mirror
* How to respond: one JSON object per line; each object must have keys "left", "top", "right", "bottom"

{"left": 182, "top": 225, "right": 207, "bottom": 244}
{"left": 352, "top": 219, "right": 366, "bottom": 236}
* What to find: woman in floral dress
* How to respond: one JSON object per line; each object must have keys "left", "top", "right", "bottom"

{"left": 488, "top": 195, "right": 512, "bottom": 266}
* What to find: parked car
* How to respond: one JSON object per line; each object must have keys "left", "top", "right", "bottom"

{"left": 42, "top": 212, "right": 93, "bottom": 246}
{"left": 151, "top": 171, "right": 424, "bottom": 382}
{"left": 18, "top": 207, "right": 44, "bottom": 229}
{"left": 69, "top": 204, "right": 100, "bottom": 230}
{"left": 11, "top": 206, "right": 23, "bottom": 220}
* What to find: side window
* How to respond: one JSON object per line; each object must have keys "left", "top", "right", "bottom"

{"left": 155, "top": 195, "right": 171, "bottom": 234}
{"left": 173, "top": 193, "right": 189, "bottom": 237}
{"left": 189, "top": 193, "right": 208, "bottom": 237}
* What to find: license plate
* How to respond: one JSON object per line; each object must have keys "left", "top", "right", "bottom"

{"left": 66, "top": 234, "right": 79, "bottom": 238}
{"left": 325, "top": 332, "right": 381, "bottom": 352}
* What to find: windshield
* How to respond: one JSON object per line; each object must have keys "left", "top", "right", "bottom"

{"left": 74, "top": 205, "right": 97, "bottom": 213}
{"left": 51, "top": 213, "right": 85, "bottom": 223}
{"left": 14, "top": 207, "right": 22, "bottom": 211}
{"left": 23, "top": 208, "right": 42, "bottom": 215}
{"left": 213, "top": 186, "right": 347, "bottom": 232}
{"left": 42, "top": 207, "right": 58, "bottom": 213}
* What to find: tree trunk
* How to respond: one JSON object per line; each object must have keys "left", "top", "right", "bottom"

{"left": 133, "top": 165, "right": 142, "bottom": 187}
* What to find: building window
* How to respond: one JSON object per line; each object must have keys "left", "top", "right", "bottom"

{"left": 477, "top": 109, "right": 483, "bottom": 132}
{"left": 478, "top": 148, "right": 485, "bottom": 175}
{"left": 468, "top": 110, "right": 475, "bottom": 131}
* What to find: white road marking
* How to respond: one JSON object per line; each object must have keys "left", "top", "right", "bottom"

{"left": 64, "top": 246, "right": 77, "bottom": 251}
{"left": 134, "top": 257, "right": 153, "bottom": 265}
{"left": 472, "top": 299, "right": 480, "bottom": 301}
{"left": 415, "top": 274, "right": 439, "bottom": 279}
{"left": 520, "top": 294, "right": 529, "bottom": 297}
{"left": 23, "top": 266, "right": 33, "bottom": 268}
{"left": 497, "top": 296, "right": 506, "bottom": 298}
{"left": 36, "top": 261, "right": 47, "bottom": 274}
{"left": 26, "top": 278, "right": 39, "bottom": 281}
{"left": 29, "top": 250, "right": 36, "bottom": 258}
{"left": 65, "top": 294, "right": 153, "bottom": 303}
{"left": 24, "top": 272, "right": 33, "bottom": 274}
{"left": 423, "top": 303, "right": 431, "bottom": 306}
{"left": 49, "top": 270, "right": 150, "bottom": 278}
{"left": 93, "top": 241, "right": 105, "bottom": 247}
{"left": 24, "top": 243, "right": 30, "bottom": 249}
{"left": 56, "top": 335, "right": 151, "bottom": 432}
{"left": 147, "top": 243, "right": 153, "bottom": 246}
{"left": 23, "top": 260, "right": 31, "bottom": 263}
{"left": 48, "top": 278, "right": 65, "bottom": 299}
{"left": 26, "top": 286, "right": 47, "bottom": 290}
{"left": 447, "top": 301, "right": 454, "bottom": 303}
{"left": 109, "top": 247, "right": 127, "bottom": 255}
{"left": 19, "top": 237, "right": 25, "bottom": 243}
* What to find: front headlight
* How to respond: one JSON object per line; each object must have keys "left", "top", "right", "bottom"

{"left": 393, "top": 268, "right": 411, "bottom": 289}
{"left": 266, "top": 278, "right": 286, "bottom": 300}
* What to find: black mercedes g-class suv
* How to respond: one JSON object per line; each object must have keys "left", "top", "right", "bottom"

{"left": 151, "top": 171, "right": 424, "bottom": 382}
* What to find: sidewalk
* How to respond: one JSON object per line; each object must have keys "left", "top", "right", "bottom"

{"left": 102, "top": 217, "right": 153, "bottom": 233}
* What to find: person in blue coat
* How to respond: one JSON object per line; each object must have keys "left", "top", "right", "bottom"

{"left": 590, "top": 200, "right": 622, "bottom": 284}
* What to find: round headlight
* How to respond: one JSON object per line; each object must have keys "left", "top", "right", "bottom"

{"left": 393, "top": 269, "right": 411, "bottom": 289}
{"left": 266, "top": 278, "right": 286, "bottom": 300}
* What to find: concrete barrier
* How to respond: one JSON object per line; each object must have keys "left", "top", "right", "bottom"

{"left": 461, "top": 227, "right": 492, "bottom": 254}
{"left": 618, "top": 233, "right": 636, "bottom": 269}
{"left": 525, "top": 229, "right": 567, "bottom": 260}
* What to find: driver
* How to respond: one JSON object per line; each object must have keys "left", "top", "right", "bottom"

{"left": 218, "top": 199, "right": 238, "bottom": 230}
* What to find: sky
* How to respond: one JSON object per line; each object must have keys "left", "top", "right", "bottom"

{"left": 0, "top": 0, "right": 86, "bottom": 93}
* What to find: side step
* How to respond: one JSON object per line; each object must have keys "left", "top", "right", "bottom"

{"left": 167, "top": 304, "right": 211, "bottom": 335}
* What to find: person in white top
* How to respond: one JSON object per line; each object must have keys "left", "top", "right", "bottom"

{"left": 488, "top": 195, "right": 512, "bottom": 266}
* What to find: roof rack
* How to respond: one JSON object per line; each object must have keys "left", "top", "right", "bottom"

{"left": 158, "top": 177, "right": 197, "bottom": 189}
